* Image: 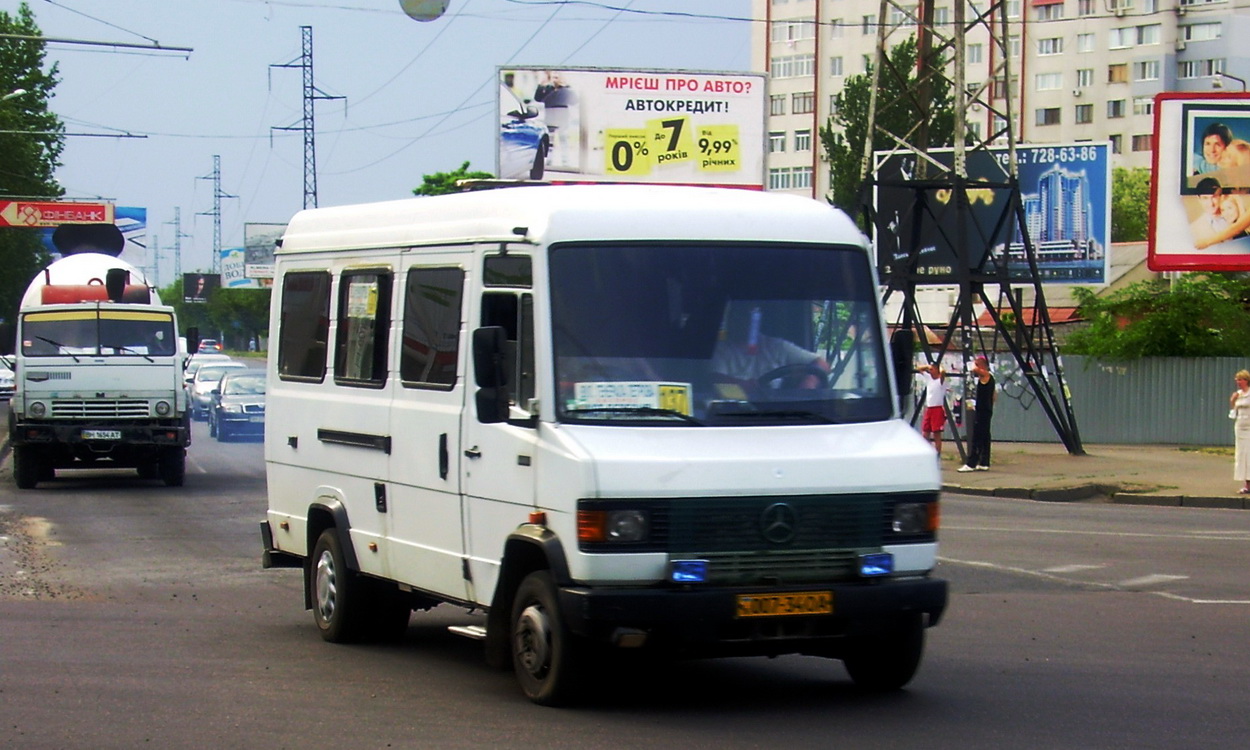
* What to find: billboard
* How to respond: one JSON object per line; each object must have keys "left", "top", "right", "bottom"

{"left": 497, "top": 66, "right": 766, "bottom": 188}
{"left": 244, "top": 222, "right": 284, "bottom": 280}
{"left": 221, "top": 247, "right": 262, "bottom": 288}
{"left": 183, "top": 273, "right": 220, "bottom": 304}
{"left": 1149, "top": 92, "right": 1250, "bottom": 271}
{"left": 874, "top": 143, "right": 1110, "bottom": 285}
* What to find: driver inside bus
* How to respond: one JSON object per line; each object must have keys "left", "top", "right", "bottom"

{"left": 710, "top": 303, "right": 830, "bottom": 396}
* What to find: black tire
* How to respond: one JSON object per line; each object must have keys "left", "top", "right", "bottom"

{"left": 12, "top": 447, "right": 41, "bottom": 490}
{"left": 511, "top": 570, "right": 584, "bottom": 706}
{"left": 842, "top": 614, "right": 925, "bottom": 691}
{"left": 208, "top": 413, "right": 217, "bottom": 438}
{"left": 310, "top": 529, "right": 368, "bottom": 643}
{"left": 159, "top": 448, "right": 186, "bottom": 487}
{"left": 137, "top": 462, "right": 159, "bottom": 480}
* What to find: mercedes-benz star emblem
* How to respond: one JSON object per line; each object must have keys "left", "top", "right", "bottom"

{"left": 759, "top": 502, "right": 798, "bottom": 544}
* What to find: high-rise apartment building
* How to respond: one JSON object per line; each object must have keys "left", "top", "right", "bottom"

{"left": 753, "top": 0, "right": 1248, "bottom": 199}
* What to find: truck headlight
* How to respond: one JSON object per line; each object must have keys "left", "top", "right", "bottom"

{"left": 155, "top": 400, "right": 172, "bottom": 416}
{"left": 29, "top": 401, "right": 47, "bottom": 418}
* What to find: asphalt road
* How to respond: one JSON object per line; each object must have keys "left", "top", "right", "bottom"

{"left": 2, "top": 413, "right": 1249, "bottom": 749}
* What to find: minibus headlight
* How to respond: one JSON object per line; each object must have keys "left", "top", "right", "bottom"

{"left": 577, "top": 509, "right": 650, "bottom": 543}
{"left": 29, "top": 401, "right": 47, "bottom": 418}
{"left": 892, "top": 500, "right": 938, "bottom": 535}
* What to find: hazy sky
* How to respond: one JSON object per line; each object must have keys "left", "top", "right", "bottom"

{"left": 24, "top": 0, "right": 754, "bottom": 283}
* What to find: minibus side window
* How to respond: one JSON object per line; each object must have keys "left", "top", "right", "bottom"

{"left": 401, "top": 266, "right": 464, "bottom": 390}
{"left": 278, "top": 271, "right": 331, "bottom": 382}
{"left": 334, "top": 270, "right": 392, "bottom": 387}
{"left": 481, "top": 291, "right": 535, "bottom": 411}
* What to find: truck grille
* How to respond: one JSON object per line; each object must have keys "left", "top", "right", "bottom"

{"left": 51, "top": 400, "right": 150, "bottom": 418}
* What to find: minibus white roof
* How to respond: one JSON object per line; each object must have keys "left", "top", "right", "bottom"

{"left": 277, "top": 184, "right": 865, "bottom": 254}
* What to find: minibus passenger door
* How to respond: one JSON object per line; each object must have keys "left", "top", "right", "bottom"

{"left": 462, "top": 285, "right": 538, "bottom": 605}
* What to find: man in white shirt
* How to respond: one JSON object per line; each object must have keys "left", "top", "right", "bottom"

{"left": 916, "top": 363, "right": 947, "bottom": 453}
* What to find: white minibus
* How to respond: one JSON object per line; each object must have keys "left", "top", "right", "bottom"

{"left": 261, "top": 184, "right": 947, "bottom": 705}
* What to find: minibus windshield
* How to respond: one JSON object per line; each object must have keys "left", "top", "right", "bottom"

{"left": 22, "top": 309, "right": 176, "bottom": 358}
{"left": 550, "top": 242, "right": 892, "bottom": 426}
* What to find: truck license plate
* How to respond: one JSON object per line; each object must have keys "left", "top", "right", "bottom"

{"left": 735, "top": 591, "right": 833, "bottom": 618}
{"left": 81, "top": 429, "right": 122, "bottom": 441}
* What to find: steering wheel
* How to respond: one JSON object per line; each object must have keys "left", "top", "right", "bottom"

{"left": 757, "top": 363, "right": 829, "bottom": 390}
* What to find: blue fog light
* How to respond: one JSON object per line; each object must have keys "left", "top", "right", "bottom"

{"left": 859, "top": 553, "right": 894, "bottom": 577}
{"left": 670, "top": 559, "right": 708, "bottom": 583}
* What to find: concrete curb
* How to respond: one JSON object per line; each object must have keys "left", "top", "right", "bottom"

{"left": 944, "top": 483, "right": 1249, "bottom": 510}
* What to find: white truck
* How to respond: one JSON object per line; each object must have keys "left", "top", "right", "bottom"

{"left": 261, "top": 184, "right": 947, "bottom": 705}
{"left": 5, "top": 253, "right": 197, "bottom": 488}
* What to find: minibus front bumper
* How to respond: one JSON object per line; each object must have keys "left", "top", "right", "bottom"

{"left": 556, "top": 577, "right": 948, "bottom": 657}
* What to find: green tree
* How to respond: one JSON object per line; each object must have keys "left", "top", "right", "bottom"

{"left": 413, "top": 161, "right": 494, "bottom": 196}
{"left": 1065, "top": 274, "right": 1250, "bottom": 358}
{"left": 1111, "top": 166, "right": 1150, "bottom": 243}
{"left": 819, "top": 37, "right": 957, "bottom": 216}
{"left": 158, "top": 281, "right": 270, "bottom": 350}
{"left": 0, "top": 2, "right": 65, "bottom": 321}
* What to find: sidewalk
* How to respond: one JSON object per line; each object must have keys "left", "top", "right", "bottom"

{"left": 941, "top": 441, "right": 1250, "bottom": 510}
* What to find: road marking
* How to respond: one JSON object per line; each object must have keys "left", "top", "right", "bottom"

{"left": 943, "top": 525, "right": 1250, "bottom": 542}
{"left": 1117, "top": 574, "right": 1189, "bottom": 588}
{"left": 940, "top": 555, "right": 1250, "bottom": 605}
{"left": 1042, "top": 564, "right": 1106, "bottom": 574}
{"left": 188, "top": 454, "right": 208, "bottom": 474}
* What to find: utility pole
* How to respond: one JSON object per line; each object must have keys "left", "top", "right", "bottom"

{"left": 196, "top": 154, "right": 236, "bottom": 274}
{"left": 271, "top": 26, "right": 345, "bottom": 208}
{"left": 165, "top": 207, "right": 190, "bottom": 282}
{"left": 860, "top": 0, "right": 1083, "bottom": 456}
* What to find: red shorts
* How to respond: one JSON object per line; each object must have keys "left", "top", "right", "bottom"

{"left": 922, "top": 406, "right": 946, "bottom": 434}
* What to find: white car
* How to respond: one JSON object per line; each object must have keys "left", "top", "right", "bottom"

{"left": 0, "top": 362, "right": 14, "bottom": 400}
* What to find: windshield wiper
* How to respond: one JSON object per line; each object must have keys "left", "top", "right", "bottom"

{"left": 35, "top": 336, "right": 80, "bottom": 363}
{"left": 563, "top": 406, "right": 703, "bottom": 425}
{"left": 103, "top": 344, "right": 154, "bottom": 363}
{"left": 717, "top": 409, "right": 836, "bottom": 423}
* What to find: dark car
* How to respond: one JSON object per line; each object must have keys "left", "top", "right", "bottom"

{"left": 208, "top": 371, "right": 266, "bottom": 441}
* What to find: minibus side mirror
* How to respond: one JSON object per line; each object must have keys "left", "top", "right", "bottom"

{"left": 185, "top": 327, "right": 200, "bottom": 358}
{"left": 890, "top": 328, "right": 915, "bottom": 400}
{"left": 473, "top": 326, "right": 510, "bottom": 424}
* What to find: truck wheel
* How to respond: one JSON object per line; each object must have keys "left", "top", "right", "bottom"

{"left": 311, "top": 529, "right": 367, "bottom": 643}
{"left": 842, "top": 613, "right": 925, "bottom": 691}
{"left": 511, "top": 570, "right": 584, "bottom": 706}
{"left": 159, "top": 448, "right": 186, "bottom": 487}
{"left": 12, "top": 447, "right": 41, "bottom": 490}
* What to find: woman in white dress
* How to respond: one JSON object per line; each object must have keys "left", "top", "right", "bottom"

{"left": 1230, "top": 369, "right": 1250, "bottom": 494}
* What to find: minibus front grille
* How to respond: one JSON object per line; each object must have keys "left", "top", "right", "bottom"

{"left": 692, "top": 549, "right": 859, "bottom": 585}
{"left": 579, "top": 493, "right": 937, "bottom": 563}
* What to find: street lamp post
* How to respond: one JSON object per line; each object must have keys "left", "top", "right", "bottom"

{"left": 1211, "top": 73, "right": 1248, "bottom": 92}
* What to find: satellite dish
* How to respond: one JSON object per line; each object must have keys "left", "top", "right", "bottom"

{"left": 399, "top": 0, "right": 450, "bottom": 21}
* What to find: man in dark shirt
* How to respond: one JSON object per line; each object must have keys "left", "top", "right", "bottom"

{"left": 958, "top": 355, "right": 996, "bottom": 472}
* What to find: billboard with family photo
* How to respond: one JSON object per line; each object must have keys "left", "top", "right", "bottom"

{"left": 1149, "top": 92, "right": 1250, "bottom": 271}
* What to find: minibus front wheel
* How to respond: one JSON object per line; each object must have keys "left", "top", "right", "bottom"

{"left": 511, "top": 570, "right": 585, "bottom": 706}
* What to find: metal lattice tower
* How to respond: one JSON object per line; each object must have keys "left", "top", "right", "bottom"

{"left": 197, "top": 154, "right": 236, "bottom": 274}
{"left": 859, "top": 0, "right": 1083, "bottom": 456}
{"left": 165, "top": 207, "right": 190, "bottom": 281}
{"left": 271, "top": 26, "right": 345, "bottom": 209}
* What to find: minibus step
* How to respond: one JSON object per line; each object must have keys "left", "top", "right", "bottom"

{"left": 448, "top": 624, "right": 488, "bottom": 641}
